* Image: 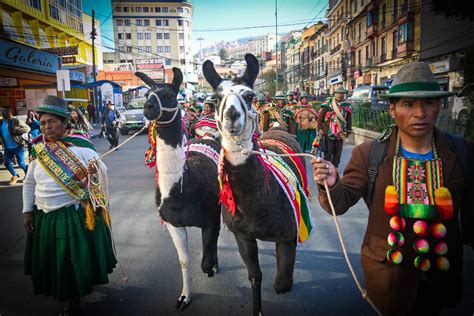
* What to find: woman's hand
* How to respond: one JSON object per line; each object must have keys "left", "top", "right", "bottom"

{"left": 311, "top": 157, "right": 337, "bottom": 187}
{"left": 87, "top": 160, "right": 98, "bottom": 174}
{"left": 23, "top": 213, "right": 34, "bottom": 233}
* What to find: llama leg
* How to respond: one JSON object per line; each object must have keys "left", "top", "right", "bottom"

{"left": 167, "top": 224, "right": 192, "bottom": 310}
{"left": 273, "top": 241, "right": 296, "bottom": 294}
{"left": 234, "top": 235, "right": 263, "bottom": 316}
{"left": 201, "top": 222, "right": 220, "bottom": 277}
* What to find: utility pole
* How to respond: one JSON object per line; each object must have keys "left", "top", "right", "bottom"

{"left": 275, "top": 0, "right": 278, "bottom": 92}
{"left": 197, "top": 37, "right": 204, "bottom": 62}
{"left": 91, "top": 9, "right": 99, "bottom": 124}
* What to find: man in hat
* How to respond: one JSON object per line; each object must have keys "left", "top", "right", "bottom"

{"left": 0, "top": 107, "right": 30, "bottom": 184}
{"left": 101, "top": 101, "right": 121, "bottom": 149}
{"left": 312, "top": 62, "right": 473, "bottom": 314}
{"left": 317, "top": 86, "right": 352, "bottom": 168}
{"left": 294, "top": 91, "right": 318, "bottom": 152}
{"left": 262, "top": 91, "right": 295, "bottom": 135}
{"left": 286, "top": 91, "right": 297, "bottom": 109}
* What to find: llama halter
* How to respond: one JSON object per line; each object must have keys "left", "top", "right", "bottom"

{"left": 148, "top": 91, "right": 180, "bottom": 125}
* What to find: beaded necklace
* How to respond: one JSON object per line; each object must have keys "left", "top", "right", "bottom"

{"left": 384, "top": 133, "right": 453, "bottom": 272}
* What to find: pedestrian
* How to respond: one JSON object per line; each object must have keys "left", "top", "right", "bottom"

{"left": 70, "top": 109, "right": 93, "bottom": 138}
{"left": 194, "top": 96, "right": 219, "bottom": 140}
{"left": 294, "top": 91, "right": 318, "bottom": 152}
{"left": 22, "top": 95, "right": 116, "bottom": 315}
{"left": 311, "top": 62, "right": 474, "bottom": 315}
{"left": 317, "top": 86, "right": 352, "bottom": 169}
{"left": 78, "top": 103, "right": 86, "bottom": 115}
{"left": 87, "top": 102, "right": 96, "bottom": 124}
{"left": 101, "top": 101, "right": 121, "bottom": 149}
{"left": 262, "top": 91, "right": 296, "bottom": 135}
{"left": 26, "top": 110, "right": 41, "bottom": 140}
{"left": 0, "top": 107, "right": 29, "bottom": 185}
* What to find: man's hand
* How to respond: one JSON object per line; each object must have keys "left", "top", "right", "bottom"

{"left": 23, "top": 213, "right": 34, "bottom": 233}
{"left": 311, "top": 157, "right": 337, "bottom": 187}
{"left": 87, "top": 160, "right": 98, "bottom": 174}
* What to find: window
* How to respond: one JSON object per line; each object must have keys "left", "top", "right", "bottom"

{"left": 178, "top": 7, "right": 183, "bottom": 13}
{"left": 165, "top": 58, "right": 171, "bottom": 65}
{"left": 381, "top": 4, "right": 386, "bottom": 28}
{"left": 136, "top": 7, "right": 142, "bottom": 12}
{"left": 381, "top": 36, "right": 387, "bottom": 61}
{"left": 185, "top": 8, "right": 190, "bottom": 14}
{"left": 137, "top": 33, "right": 143, "bottom": 39}
{"left": 155, "top": 7, "right": 161, "bottom": 12}
{"left": 145, "top": 33, "right": 151, "bottom": 40}
{"left": 366, "top": 46, "right": 369, "bottom": 61}
{"left": 123, "top": 7, "right": 129, "bottom": 12}
{"left": 120, "top": 59, "right": 126, "bottom": 63}
{"left": 185, "top": 20, "right": 190, "bottom": 27}
{"left": 143, "top": 7, "right": 149, "bottom": 13}
{"left": 119, "top": 46, "right": 125, "bottom": 52}
{"left": 393, "top": 0, "right": 398, "bottom": 21}
{"left": 179, "top": 33, "right": 184, "bottom": 40}
{"left": 136, "top": 19, "right": 142, "bottom": 26}
{"left": 116, "top": 6, "right": 122, "bottom": 12}
{"left": 126, "top": 33, "right": 131, "bottom": 40}
{"left": 118, "top": 33, "right": 123, "bottom": 39}
{"left": 358, "top": 49, "right": 361, "bottom": 65}
{"left": 157, "top": 33, "right": 163, "bottom": 39}
{"left": 162, "top": 7, "right": 169, "bottom": 13}
{"left": 165, "top": 46, "right": 171, "bottom": 52}
{"left": 367, "top": 10, "right": 372, "bottom": 27}
{"left": 180, "top": 46, "right": 185, "bottom": 53}
{"left": 398, "top": 22, "right": 413, "bottom": 44}
{"left": 163, "top": 19, "right": 169, "bottom": 26}
{"left": 117, "top": 20, "right": 123, "bottom": 26}
{"left": 144, "top": 19, "right": 150, "bottom": 26}
{"left": 180, "top": 59, "right": 186, "bottom": 65}
{"left": 157, "top": 46, "right": 163, "bottom": 52}
{"left": 354, "top": 0, "right": 358, "bottom": 12}
{"left": 392, "top": 31, "right": 398, "bottom": 58}
{"left": 124, "top": 19, "right": 130, "bottom": 26}
{"left": 138, "top": 46, "right": 144, "bottom": 52}
{"left": 164, "top": 33, "right": 170, "bottom": 39}
{"left": 178, "top": 20, "right": 183, "bottom": 26}
{"left": 156, "top": 20, "right": 162, "bottom": 26}
{"left": 145, "top": 46, "right": 151, "bottom": 53}
{"left": 126, "top": 46, "right": 132, "bottom": 52}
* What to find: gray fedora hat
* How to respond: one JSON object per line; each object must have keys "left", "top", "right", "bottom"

{"left": 274, "top": 91, "right": 286, "bottom": 99}
{"left": 381, "top": 62, "right": 455, "bottom": 99}
{"left": 334, "top": 86, "right": 348, "bottom": 94}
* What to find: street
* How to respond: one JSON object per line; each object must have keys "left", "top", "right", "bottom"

{"left": 1, "top": 133, "right": 473, "bottom": 315}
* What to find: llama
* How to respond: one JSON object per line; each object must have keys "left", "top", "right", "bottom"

{"left": 203, "top": 54, "right": 313, "bottom": 315}
{"left": 136, "top": 68, "right": 221, "bottom": 310}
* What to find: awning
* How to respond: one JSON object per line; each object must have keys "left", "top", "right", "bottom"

{"left": 74, "top": 80, "right": 121, "bottom": 89}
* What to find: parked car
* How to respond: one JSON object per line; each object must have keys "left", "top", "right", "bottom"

{"left": 452, "top": 83, "right": 474, "bottom": 124}
{"left": 348, "top": 85, "right": 389, "bottom": 107}
{"left": 118, "top": 97, "right": 147, "bottom": 135}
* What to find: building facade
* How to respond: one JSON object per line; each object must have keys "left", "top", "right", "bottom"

{"left": 110, "top": 0, "right": 193, "bottom": 81}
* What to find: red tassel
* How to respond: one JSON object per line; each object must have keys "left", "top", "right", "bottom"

{"left": 219, "top": 177, "right": 236, "bottom": 216}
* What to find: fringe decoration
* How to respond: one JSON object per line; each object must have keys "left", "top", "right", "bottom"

{"left": 218, "top": 148, "right": 236, "bottom": 216}
{"left": 85, "top": 202, "right": 96, "bottom": 231}
{"left": 102, "top": 206, "right": 112, "bottom": 228}
{"left": 384, "top": 185, "right": 399, "bottom": 215}
{"left": 434, "top": 187, "right": 454, "bottom": 220}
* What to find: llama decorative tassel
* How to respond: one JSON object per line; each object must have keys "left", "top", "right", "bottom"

{"left": 85, "top": 202, "right": 96, "bottom": 231}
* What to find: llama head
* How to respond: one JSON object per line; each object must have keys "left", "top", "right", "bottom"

{"left": 203, "top": 54, "right": 259, "bottom": 140}
{"left": 136, "top": 68, "right": 183, "bottom": 124}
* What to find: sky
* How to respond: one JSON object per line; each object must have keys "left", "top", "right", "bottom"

{"left": 82, "top": 0, "right": 329, "bottom": 54}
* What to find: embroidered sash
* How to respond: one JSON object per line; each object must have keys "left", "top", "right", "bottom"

{"left": 34, "top": 141, "right": 89, "bottom": 200}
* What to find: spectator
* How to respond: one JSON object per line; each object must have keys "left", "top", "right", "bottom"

{"left": 26, "top": 110, "right": 41, "bottom": 139}
{"left": 101, "top": 102, "right": 121, "bottom": 149}
{"left": 0, "top": 107, "right": 30, "bottom": 185}
{"left": 87, "top": 102, "right": 96, "bottom": 124}
{"left": 70, "top": 109, "right": 93, "bottom": 138}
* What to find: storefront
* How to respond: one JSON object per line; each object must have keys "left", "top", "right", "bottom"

{"left": 0, "top": 39, "right": 59, "bottom": 114}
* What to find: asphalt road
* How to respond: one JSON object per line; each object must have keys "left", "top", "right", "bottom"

{"left": 0, "top": 134, "right": 473, "bottom": 315}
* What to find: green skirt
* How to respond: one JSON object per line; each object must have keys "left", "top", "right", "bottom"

{"left": 24, "top": 204, "right": 117, "bottom": 301}
{"left": 296, "top": 128, "right": 317, "bottom": 152}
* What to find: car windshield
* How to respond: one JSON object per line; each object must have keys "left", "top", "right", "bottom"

{"left": 126, "top": 98, "right": 146, "bottom": 109}
{"left": 351, "top": 86, "right": 370, "bottom": 98}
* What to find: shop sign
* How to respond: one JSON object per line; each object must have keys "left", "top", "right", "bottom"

{"left": 0, "top": 77, "right": 18, "bottom": 86}
{"left": 429, "top": 60, "right": 450, "bottom": 74}
{"left": 330, "top": 75, "right": 343, "bottom": 85}
{"left": 62, "top": 56, "right": 76, "bottom": 64}
{"left": 0, "top": 39, "right": 58, "bottom": 74}
{"left": 69, "top": 70, "right": 85, "bottom": 83}
{"left": 41, "top": 46, "right": 78, "bottom": 56}
{"left": 136, "top": 58, "right": 163, "bottom": 69}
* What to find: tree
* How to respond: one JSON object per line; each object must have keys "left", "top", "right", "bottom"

{"left": 219, "top": 48, "right": 229, "bottom": 61}
{"left": 259, "top": 69, "right": 285, "bottom": 97}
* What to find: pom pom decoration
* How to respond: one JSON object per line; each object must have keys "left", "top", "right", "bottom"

{"left": 435, "top": 256, "right": 450, "bottom": 271}
{"left": 414, "top": 256, "right": 431, "bottom": 271}
{"left": 387, "top": 249, "right": 403, "bottom": 264}
{"left": 431, "top": 222, "right": 447, "bottom": 239}
{"left": 390, "top": 216, "right": 406, "bottom": 231}
{"left": 434, "top": 241, "right": 448, "bottom": 256}
{"left": 434, "top": 187, "right": 454, "bottom": 220}
{"left": 414, "top": 239, "right": 430, "bottom": 254}
{"left": 388, "top": 232, "right": 405, "bottom": 247}
{"left": 85, "top": 202, "right": 96, "bottom": 231}
{"left": 384, "top": 185, "right": 399, "bottom": 215}
{"left": 413, "top": 220, "right": 429, "bottom": 237}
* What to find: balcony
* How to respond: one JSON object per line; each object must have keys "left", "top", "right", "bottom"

{"left": 366, "top": 24, "right": 378, "bottom": 38}
{"left": 330, "top": 43, "right": 341, "bottom": 55}
{"left": 397, "top": 41, "right": 414, "bottom": 57}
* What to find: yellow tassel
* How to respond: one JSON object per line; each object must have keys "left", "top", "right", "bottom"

{"left": 102, "top": 207, "right": 112, "bottom": 228}
{"left": 85, "top": 202, "right": 96, "bottom": 231}
{"left": 435, "top": 187, "right": 454, "bottom": 220}
{"left": 384, "top": 185, "right": 399, "bottom": 215}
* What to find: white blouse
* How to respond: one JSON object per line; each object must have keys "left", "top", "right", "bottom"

{"left": 22, "top": 146, "right": 106, "bottom": 213}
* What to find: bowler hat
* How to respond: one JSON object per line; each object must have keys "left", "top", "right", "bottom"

{"left": 380, "top": 62, "right": 455, "bottom": 99}
{"left": 334, "top": 87, "right": 348, "bottom": 94}
{"left": 37, "top": 95, "right": 70, "bottom": 118}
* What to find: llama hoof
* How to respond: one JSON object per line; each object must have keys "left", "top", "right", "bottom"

{"left": 175, "top": 295, "right": 191, "bottom": 309}
{"left": 206, "top": 269, "right": 215, "bottom": 277}
{"left": 273, "top": 280, "right": 293, "bottom": 294}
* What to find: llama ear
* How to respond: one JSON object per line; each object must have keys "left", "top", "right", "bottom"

{"left": 171, "top": 67, "right": 183, "bottom": 92}
{"left": 135, "top": 72, "right": 157, "bottom": 87}
{"left": 203, "top": 60, "right": 222, "bottom": 91}
{"left": 240, "top": 54, "right": 259, "bottom": 88}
